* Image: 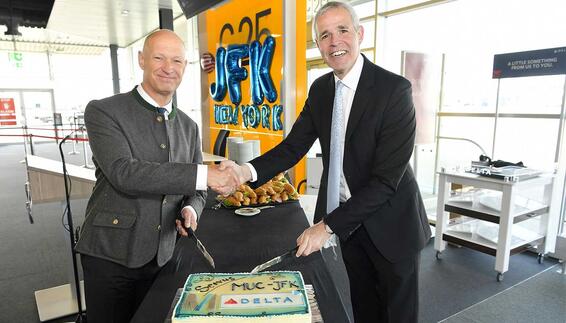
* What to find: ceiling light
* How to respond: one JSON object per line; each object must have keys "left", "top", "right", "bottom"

{"left": 121, "top": 9, "right": 129, "bottom": 16}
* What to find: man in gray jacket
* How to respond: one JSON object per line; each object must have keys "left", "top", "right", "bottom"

{"left": 75, "top": 29, "right": 237, "bottom": 322}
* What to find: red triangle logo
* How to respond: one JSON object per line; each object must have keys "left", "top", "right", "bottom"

{"left": 224, "top": 298, "right": 238, "bottom": 305}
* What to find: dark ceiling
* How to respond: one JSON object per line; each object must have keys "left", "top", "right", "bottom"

{"left": 0, "top": 0, "right": 55, "bottom": 35}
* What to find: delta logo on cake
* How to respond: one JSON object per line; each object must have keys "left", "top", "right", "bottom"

{"left": 220, "top": 292, "right": 305, "bottom": 309}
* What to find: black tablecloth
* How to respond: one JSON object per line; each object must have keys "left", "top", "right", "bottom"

{"left": 131, "top": 194, "right": 349, "bottom": 323}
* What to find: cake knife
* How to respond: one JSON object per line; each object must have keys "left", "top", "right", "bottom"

{"left": 187, "top": 227, "right": 216, "bottom": 269}
{"left": 250, "top": 246, "right": 299, "bottom": 273}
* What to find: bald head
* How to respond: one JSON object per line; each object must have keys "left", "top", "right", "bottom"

{"left": 142, "top": 29, "right": 186, "bottom": 53}
{"left": 138, "top": 29, "right": 187, "bottom": 106}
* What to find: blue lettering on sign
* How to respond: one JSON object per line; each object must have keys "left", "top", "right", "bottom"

{"left": 253, "top": 298, "right": 260, "bottom": 304}
{"left": 210, "top": 47, "right": 227, "bottom": 101}
{"left": 225, "top": 44, "right": 249, "bottom": 106}
{"left": 261, "top": 105, "right": 271, "bottom": 129}
{"left": 250, "top": 36, "right": 277, "bottom": 104}
{"left": 272, "top": 105, "right": 283, "bottom": 131}
{"left": 214, "top": 104, "right": 239, "bottom": 125}
{"left": 242, "top": 105, "right": 261, "bottom": 128}
{"left": 210, "top": 36, "right": 282, "bottom": 131}
{"left": 241, "top": 298, "right": 249, "bottom": 304}
{"left": 284, "top": 297, "right": 293, "bottom": 303}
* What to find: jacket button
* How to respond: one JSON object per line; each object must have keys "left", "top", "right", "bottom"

{"left": 112, "top": 218, "right": 119, "bottom": 225}
{"left": 156, "top": 116, "right": 163, "bottom": 122}
{"left": 160, "top": 143, "right": 167, "bottom": 149}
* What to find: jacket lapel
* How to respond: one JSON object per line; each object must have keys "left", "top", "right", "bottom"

{"left": 345, "top": 57, "right": 375, "bottom": 142}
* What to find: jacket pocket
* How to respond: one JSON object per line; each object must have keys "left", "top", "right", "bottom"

{"left": 91, "top": 212, "right": 137, "bottom": 261}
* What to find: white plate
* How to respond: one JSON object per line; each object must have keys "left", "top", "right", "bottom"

{"left": 234, "top": 207, "right": 261, "bottom": 216}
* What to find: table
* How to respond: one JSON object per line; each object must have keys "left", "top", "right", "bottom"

{"left": 26, "top": 155, "right": 95, "bottom": 203}
{"left": 25, "top": 155, "right": 95, "bottom": 321}
{"left": 202, "top": 152, "right": 226, "bottom": 163}
{"left": 132, "top": 193, "right": 350, "bottom": 323}
{"left": 435, "top": 170, "right": 560, "bottom": 281}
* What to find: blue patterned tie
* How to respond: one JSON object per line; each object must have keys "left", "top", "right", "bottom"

{"left": 327, "top": 80, "right": 344, "bottom": 214}
{"left": 157, "top": 107, "right": 168, "bottom": 119}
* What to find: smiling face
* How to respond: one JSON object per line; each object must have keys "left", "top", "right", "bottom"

{"left": 138, "top": 30, "right": 187, "bottom": 106}
{"left": 315, "top": 6, "right": 364, "bottom": 79}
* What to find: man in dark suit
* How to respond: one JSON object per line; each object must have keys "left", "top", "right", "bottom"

{"left": 224, "top": 2, "right": 431, "bottom": 322}
{"left": 76, "top": 30, "right": 239, "bottom": 322}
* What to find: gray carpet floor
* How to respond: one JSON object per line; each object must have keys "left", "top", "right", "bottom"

{"left": 0, "top": 141, "right": 564, "bottom": 322}
{"left": 442, "top": 266, "right": 566, "bottom": 323}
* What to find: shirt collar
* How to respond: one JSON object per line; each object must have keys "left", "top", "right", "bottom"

{"left": 136, "top": 84, "right": 173, "bottom": 112}
{"left": 334, "top": 54, "right": 364, "bottom": 91}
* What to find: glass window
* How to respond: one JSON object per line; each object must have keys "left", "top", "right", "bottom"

{"left": 437, "top": 116, "right": 495, "bottom": 168}
{"left": 380, "top": 0, "right": 566, "bottom": 113}
{"left": 354, "top": 1, "right": 376, "bottom": 19}
{"left": 0, "top": 51, "right": 50, "bottom": 86}
{"left": 50, "top": 52, "right": 113, "bottom": 113}
{"left": 441, "top": 58, "right": 499, "bottom": 113}
{"left": 379, "top": 0, "right": 431, "bottom": 12}
{"left": 360, "top": 20, "right": 375, "bottom": 50}
{"left": 493, "top": 118, "right": 559, "bottom": 170}
{"left": 497, "top": 75, "right": 564, "bottom": 115}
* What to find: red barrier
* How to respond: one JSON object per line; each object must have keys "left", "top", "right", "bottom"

{"left": 0, "top": 133, "right": 88, "bottom": 142}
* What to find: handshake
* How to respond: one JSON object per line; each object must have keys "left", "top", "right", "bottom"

{"left": 207, "top": 160, "right": 253, "bottom": 195}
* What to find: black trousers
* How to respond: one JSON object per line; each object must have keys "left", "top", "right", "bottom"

{"left": 340, "top": 226, "right": 420, "bottom": 323}
{"left": 81, "top": 254, "right": 161, "bottom": 323}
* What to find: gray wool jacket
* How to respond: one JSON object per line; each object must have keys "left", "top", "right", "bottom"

{"left": 75, "top": 87, "right": 206, "bottom": 268}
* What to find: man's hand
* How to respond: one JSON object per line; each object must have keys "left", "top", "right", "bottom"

{"left": 219, "top": 160, "right": 252, "bottom": 185}
{"left": 295, "top": 220, "right": 331, "bottom": 257}
{"left": 176, "top": 207, "right": 197, "bottom": 236}
{"left": 207, "top": 164, "right": 240, "bottom": 195}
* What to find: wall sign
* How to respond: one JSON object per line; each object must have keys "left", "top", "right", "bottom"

{"left": 206, "top": 3, "right": 284, "bottom": 132}
{"left": 493, "top": 47, "right": 566, "bottom": 78}
{"left": 203, "top": 0, "right": 285, "bottom": 155}
{"left": 0, "top": 98, "right": 17, "bottom": 126}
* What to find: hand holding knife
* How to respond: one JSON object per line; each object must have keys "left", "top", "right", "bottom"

{"left": 251, "top": 246, "right": 299, "bottom": 273}
{"left": 176, "top": 212, "right": 216, "bottom": 270}
{"left": 186, "top": 226, "right": 216, "bottom": 270}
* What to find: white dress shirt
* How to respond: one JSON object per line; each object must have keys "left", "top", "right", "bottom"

{"left": 247, "top": 54, "right": 364, "bottom": 203}
{"left": 333, "top": 54, "right": 364, "bottom": 202}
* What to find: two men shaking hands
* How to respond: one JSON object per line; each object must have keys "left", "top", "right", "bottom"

{"left": 206, "top": 161, "right": 252, "bottom": 196}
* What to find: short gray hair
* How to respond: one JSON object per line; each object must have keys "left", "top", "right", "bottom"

{"left": 312, "top": 1, "right": 360, "bottom": 41}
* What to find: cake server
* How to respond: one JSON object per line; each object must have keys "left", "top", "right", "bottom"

{"left": 187, "top": 227, "right": 216, "bottom": 269}
{"left": 250, "top": 246, "right": 299, "bottom": 273}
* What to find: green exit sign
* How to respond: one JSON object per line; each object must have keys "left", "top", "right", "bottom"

{"left": 8, "top": 52, "right": 23, "bottom": 68}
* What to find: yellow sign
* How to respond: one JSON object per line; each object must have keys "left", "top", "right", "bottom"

{"left": 204, "top": 0, "right": 285, "bottom": 154}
